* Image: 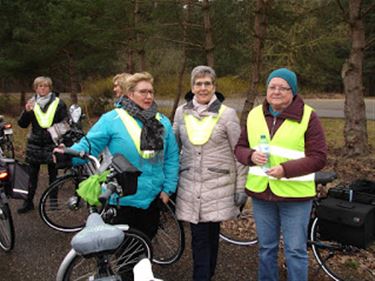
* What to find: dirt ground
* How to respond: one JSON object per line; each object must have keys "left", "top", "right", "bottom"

{"left": 0, "top": 149, "right": 374, "bottom": 281}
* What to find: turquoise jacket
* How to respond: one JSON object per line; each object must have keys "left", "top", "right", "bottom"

{"left": 71, "top": 109, "right": 179, "bottom": 209}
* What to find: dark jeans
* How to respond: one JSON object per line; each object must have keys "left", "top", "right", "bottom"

{"left": 190, "top": 222, "right": 220, "bottom": 281}
{"left": 110, "top": 197, "right": 160, "bottom": 240}
{"left": 28, "top": 162, "right": 57, "bottom": 203}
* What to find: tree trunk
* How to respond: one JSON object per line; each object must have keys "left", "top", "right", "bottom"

{"left": 202, "top": 0, "right": 214, "bottom": 67}
{"left": 342, "top": 0, "right": 368, "bottom": 156}
{"left": 170, "top": 0, "right": 190, "bottom": 121}
{"left": 66, "top": 52, "right": 79, "bottom": 105}
{"left": 240, "top": 0, "right": 271, "bottom": 126}
{"left": 135, "top": 0, "right": 146, "bottom": 71}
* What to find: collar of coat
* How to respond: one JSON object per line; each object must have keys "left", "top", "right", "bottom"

{"left": 183, "top": 91, "right": 225, "bottom": 113}
{"left": 263, "top": 94, "right": 306, "bottom": 123}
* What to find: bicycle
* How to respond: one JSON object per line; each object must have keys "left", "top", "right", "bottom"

{"left": 219, "top": 172, "right": 375, "bottom": 281}
{"left": 0, "top": 115, "right": 15, "bottom": 159}
{"left": 56, "top": 148, "right": 152, "bottom": 281}
{"left": 0, "top": 157, "right": 15, "bottom": 252}
{"left": 40, "top": 144, "right": 185, "bottom": 265}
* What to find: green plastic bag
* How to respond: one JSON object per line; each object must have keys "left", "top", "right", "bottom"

{"left": 77, "top": 170, "right": 111, "bottom": 206}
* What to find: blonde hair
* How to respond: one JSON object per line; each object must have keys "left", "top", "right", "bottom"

{"left": 113, "top": 72, "right": 131, "bottom": 93}
{"left": 125, "top": 72, "right": 154, "bottom": 93}
{"left": 33, "top": 76, "right": 53, "bottom": 90}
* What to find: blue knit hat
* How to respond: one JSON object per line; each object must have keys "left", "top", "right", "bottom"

{"left": 266, "top": 68, "right": 298, "bottom": 96}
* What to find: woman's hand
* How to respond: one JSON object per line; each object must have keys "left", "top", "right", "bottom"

{"left": 52, "top": 144, "right": 66, "bottom": 163}
{"left": 159, "top": 191, "right": 170, "bottom": 204}
{"left": 251, "top": 151, "right": 268, "bottom": 166}
{"left": 25, "top": 100, "right": 35, "bottom": 112}
{"left": 266, "top": 165, "right": 285, "bottom": 179}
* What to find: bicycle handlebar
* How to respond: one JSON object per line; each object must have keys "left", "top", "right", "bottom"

{"left": 60, "top": 148, "right": 101, "bottom": 171}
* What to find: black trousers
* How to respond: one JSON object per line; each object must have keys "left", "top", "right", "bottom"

{"left": 28, "top": 162, "right": 58, "bottom": 203}
{"left": 190, "top": 221, "right": 220, "bottom": 281}
{"left": 110, "top": 197, "right": 160, "bottom": 240}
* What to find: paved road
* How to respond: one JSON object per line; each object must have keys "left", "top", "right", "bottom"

{"left": 158, "top": 98, "right": 375, "bottom": 120}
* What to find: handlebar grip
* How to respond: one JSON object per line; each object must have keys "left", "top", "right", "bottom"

{"left": 63, "top": 148, "right": 86, "bottom": 158}
{"left": 98, "top": 183, "right": 116, "bottom": 206}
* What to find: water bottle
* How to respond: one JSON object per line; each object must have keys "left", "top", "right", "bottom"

{"left": 259, "top": 134, "right": 270, "bottom": 172}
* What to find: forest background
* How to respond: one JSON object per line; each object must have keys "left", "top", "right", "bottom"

{"left": 0, "top": 0, "right": 374, "bottom": 160}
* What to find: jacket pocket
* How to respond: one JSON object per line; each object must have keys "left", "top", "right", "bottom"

{"left": 179, "top": 167, "right": 190, "bottom": 174}
{"left": 207, "top": 167, "right": 230, "bottom": 174}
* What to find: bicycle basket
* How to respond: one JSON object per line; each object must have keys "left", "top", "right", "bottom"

{"left": 317, "top": 197, "right": 375, "bottom": 249}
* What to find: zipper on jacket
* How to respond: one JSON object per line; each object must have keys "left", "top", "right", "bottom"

{"left": 270, "top": 116, "right": 277, "bottom": 138}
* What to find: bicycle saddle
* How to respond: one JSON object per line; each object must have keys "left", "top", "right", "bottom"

{"left": 71, "top": 213, "right": 124, "bottom": 256}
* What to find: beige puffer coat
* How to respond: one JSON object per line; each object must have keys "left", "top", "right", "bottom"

{"left": 173, "top": 96, "right": 247, "bottom": 224}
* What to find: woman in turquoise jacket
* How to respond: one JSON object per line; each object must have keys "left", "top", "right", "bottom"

{"left": 68, "top": 72, "right": 179, "bottom": 239}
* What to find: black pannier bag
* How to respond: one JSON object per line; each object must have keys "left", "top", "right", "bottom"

{"left": 328, "top": 179, "right": 375, "bottom": 205}
{"left": 6, "top": 160, "right": 30, "bottom": 200}
{"left": 316, "top": 197, "right": 375, "bottom": 249}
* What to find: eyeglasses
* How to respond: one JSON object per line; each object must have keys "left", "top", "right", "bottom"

{"left": 267, "top": 86, "right": 291, "bottom": 94}
{"left": 194, "top": 81, "right": 213, "bottom": 88}
{"left": 133, "top": 89, "right": 154, "bottom": 97}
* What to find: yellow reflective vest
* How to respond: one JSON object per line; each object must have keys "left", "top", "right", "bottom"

{"left": 246, "top": 104, "right": 315, "bottom": 198}
{"left": 115, "top": 108, "right": 161, "bottom": 159}
{"left": 33, "top": 98, "right": 60, "bottom": 128}
{"left": 184, "top": 105, "right": 226, "bottom": 145}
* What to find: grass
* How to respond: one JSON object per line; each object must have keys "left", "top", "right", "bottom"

{"left": 320, "top": 118, "right": 375, "bottom": 149}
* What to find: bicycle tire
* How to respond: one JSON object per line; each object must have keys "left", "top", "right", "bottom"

{"left": 57, "top": 227, "right": 152, "bottom": 281}
{"left": 39, "top": 173, "right": 89, "bottom": 233}
{"left": 0, "top": 198, "right": 15, "bottom": 252}
{"left": 152, "top": 200, "right": 185, "bottom": 265}
{"left": 219, "top": 198, "right": 258, "bottom": 246}
{"left": 310, "top": 217, "right": 375, "bottom": 281}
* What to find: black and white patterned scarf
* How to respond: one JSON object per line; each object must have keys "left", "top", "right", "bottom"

{"left": 121, "top": 98, "right": 164, "bottom": 151}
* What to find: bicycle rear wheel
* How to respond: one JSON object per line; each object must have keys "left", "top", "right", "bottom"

{"left": 39, "top": 174, "right": 89, "bottom": 232}
{"left": 58, "top": 227, "right": 152, "bottom": 281}
{"left": 310, "top": 217, "right": 375, "bottom": 281}
{"left": 0, "top": 197, "right": 15, "bottom": 252}
{"left": 152, "top": 200, "right": 185, "bottom": 265}
{"left": 219, "top": 198, "right": 258, "bottom": 246}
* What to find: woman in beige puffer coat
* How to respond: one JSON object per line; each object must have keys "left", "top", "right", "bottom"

{"left": 173, "top": 66, "right": 247, "bottom": 281}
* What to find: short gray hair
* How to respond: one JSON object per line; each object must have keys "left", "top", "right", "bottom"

{"left": 191, "top": 65, "right": 216, "bottom": 87}
{"left": 33, "top": 76, "right": 53, "bottom": 90}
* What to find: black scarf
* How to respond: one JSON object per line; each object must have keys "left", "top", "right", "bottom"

{"left": 121, "top": 98, "right": 164, "bottom": 151}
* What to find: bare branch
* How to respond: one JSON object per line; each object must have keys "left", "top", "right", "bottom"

{"left": 362, "top": 2, "right": 375, "bottom": 17}
{"left": 152, "top": 36, "right": 202, "bottom": 48}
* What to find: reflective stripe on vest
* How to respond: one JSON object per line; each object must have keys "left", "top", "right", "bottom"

{"left": 33, "top": 98, "right": 60, "bottom": 128}
{"left": 184, "top": 105, "right": 226, "bottom": 145}
{"left": 245, "top": 104, "right": 315, "bottom": 198}
{"left": 115, "top": 108, "right": 161, "bottom": 159}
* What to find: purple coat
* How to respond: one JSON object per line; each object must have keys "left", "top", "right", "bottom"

{"left": 234, "top": 95, "right": 327, "bottom": 201}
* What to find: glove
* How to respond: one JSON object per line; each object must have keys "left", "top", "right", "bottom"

{"left": 234, "top": 192, "right": 247, "bottom": 207}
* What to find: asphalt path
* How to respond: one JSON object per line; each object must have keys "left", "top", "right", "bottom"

{"left": 158, "top": 97, "right": 375, "bottom": 120}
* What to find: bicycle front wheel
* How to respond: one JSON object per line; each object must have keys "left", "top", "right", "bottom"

{"left": 0, "top": 199, "right": 15, "bottom": 252}
{"left": 57, "top": 227, "right": 152, "bottom": 281}
{"left": 39, "top": 174, "right": 89, "bottom": 232}
{"left": 152, "top": 200, "right": 185, "bottom": 265}
{"left": 310, "top": 217, "right": 375, "bottom": 281}
{"left": 219, "top": 198, "right": 258, "bottom": 246}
